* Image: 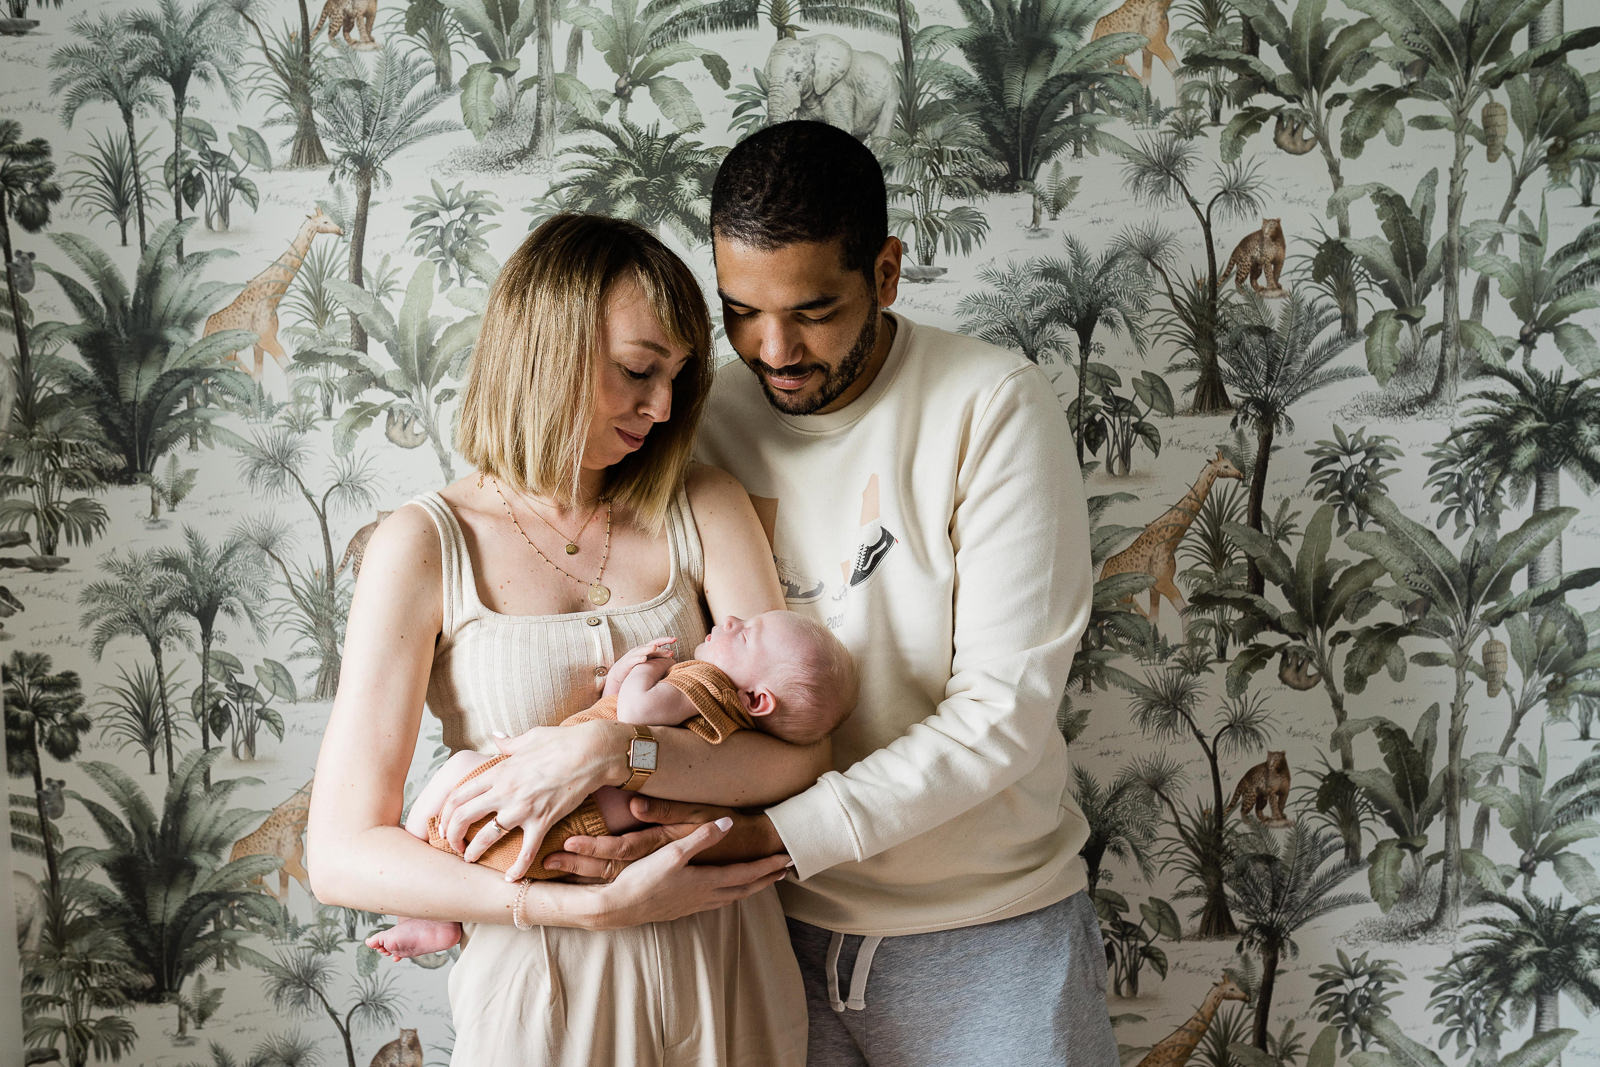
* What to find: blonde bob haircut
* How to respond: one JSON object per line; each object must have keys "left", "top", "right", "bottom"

{"left": 457, "top": 213, "right": 712, "bottom": 533}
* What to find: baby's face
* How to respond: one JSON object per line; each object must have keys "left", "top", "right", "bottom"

{"left": 693, "top": 611, "right": 814, "bottom": 689}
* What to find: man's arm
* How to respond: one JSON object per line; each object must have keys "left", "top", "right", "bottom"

{"left": 765, "top": 364, "right": 1093, "bottom": 879}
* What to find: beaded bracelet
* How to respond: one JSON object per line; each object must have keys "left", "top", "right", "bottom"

{"left": 512, "top": 880, "right": 534, "bottom": 931}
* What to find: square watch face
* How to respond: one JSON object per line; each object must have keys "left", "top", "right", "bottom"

{"left": 630, "top": 738, "right": 658, "bottom": 771}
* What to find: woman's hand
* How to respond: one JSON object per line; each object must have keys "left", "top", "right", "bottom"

{"left": 543, "top": 797, "right": 786, "bottom": 878}
{"left": 581, "top": 817, "right": 792, "bottom": 930}
{"left": 435, "top": 722, "right": 622, "bottom": 880}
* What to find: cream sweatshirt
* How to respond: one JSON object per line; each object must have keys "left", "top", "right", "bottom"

{"left": 696, "top": 312, "right": 1094, "bottom": 936}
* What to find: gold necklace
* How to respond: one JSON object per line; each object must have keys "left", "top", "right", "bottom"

{"left": 525, "top": 496, "right": 603, "bottom": 555}
{"left": 488, "top": 476, "right": 613, "bottom": 605}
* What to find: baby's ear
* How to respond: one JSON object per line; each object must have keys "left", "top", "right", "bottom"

{"left": 743, "top": 687, "right": 777, "bottom": 718}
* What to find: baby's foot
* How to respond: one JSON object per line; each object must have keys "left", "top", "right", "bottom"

{"left": 367, "top": 918, "right": 463, "bottom": 960}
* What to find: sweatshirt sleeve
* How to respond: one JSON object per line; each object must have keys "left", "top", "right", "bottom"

{"left": 765, "top": 365, "right": 1093, "bottom": 878}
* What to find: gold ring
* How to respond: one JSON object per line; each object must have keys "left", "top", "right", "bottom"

{"left": 604, "top": 859, "right": 618, "bottom": 881}
{"left": 487, "top": 816, "right": 504, "bottom": 836}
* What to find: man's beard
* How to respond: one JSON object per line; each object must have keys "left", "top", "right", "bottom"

{"left": 753, "top": 299, "right": 879, "bottom": 415}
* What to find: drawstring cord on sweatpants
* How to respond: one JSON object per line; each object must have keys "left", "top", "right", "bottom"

{"left": 824, "top": 932, "right": 884, "bottom": 1012}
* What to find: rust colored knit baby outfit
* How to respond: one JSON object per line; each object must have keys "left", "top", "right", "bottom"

{"left": 424, "top": 659, "right": 753, "bottom": 879}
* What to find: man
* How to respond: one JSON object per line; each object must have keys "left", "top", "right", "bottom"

{"left": 571, "top": 121, "right": 1113, "bottom": 1064}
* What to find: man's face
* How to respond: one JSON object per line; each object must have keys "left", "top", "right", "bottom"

{"left": 713, "top": 235, "right": 901, "bottom": 415}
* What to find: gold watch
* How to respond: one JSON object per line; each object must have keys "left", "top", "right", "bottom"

{"left": 622, "top": 725, "right": 658, "bottom": 791}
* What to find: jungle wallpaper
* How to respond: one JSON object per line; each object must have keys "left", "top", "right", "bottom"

{"left": 2, "top": 0, "right": 1599, "bottom": 1062}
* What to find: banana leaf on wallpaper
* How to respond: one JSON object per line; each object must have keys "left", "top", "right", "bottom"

{"left": 3, "top": 0, "right": 1600, "bottom": 1062}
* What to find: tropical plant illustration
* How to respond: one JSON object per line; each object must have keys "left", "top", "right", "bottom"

{"left": 315, "top": 45, "right": 456, "bottom": 351}
{"left": 9, "top": 0, "right": 1600, "bottom": 1061}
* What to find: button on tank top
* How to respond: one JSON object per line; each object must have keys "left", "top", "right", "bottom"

{"left": 408, "top": 487, "right": 710, "bottom": 753}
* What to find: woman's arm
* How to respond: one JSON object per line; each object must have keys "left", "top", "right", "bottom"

{"left": 305, "top": 505, "right": 786, "bottom": 921}
{"left": 674, "top": 464, "right": 831, "bottom": 793}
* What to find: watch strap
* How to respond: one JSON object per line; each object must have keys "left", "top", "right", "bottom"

{"left": 622, "top": 724, "right": 656, "bottom": 791}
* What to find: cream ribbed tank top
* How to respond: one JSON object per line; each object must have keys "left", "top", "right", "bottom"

{"left": 409, "top": 488, "right": 710, "bottom": 753}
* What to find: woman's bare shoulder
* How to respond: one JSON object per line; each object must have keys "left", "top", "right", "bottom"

{"left": 357, "top": 503, "right": 443, "bottom": 596}
{"left": 684, "top": 462, "right": 752, "bottom": 512}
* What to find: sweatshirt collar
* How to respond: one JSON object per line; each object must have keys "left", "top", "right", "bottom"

{"left": 765, "top": 311, "right": 912, "bottom": 435}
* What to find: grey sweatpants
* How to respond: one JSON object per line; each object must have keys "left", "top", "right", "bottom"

{"left": 786, "top": 891, "right": 1118, "bottom": 1066}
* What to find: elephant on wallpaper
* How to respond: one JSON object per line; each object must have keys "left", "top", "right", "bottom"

{"left": 764, "top": 34, "right": 896, "bottom": 140}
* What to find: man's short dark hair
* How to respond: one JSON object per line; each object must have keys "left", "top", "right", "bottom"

{"left": 711, "top": 120, "right": 888, "bottom": 278}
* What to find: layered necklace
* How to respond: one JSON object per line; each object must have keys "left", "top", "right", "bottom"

{"left": 486, "top": 475, "right": 614, "bottom": 606}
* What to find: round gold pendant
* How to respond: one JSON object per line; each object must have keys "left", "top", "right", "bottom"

{"left": 588, "top": 582, "right": 611, "bottom": 606}
{"left": 565, "top": 543, "right": 579, "bottom": 555}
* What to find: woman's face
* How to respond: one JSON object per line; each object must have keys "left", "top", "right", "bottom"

{"left": 580, "top": 273, "right": 693, "bottom": 474}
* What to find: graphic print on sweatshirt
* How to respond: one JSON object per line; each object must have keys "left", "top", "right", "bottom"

{"left": 749, "top": 474, "right": 898, "bottom": 627}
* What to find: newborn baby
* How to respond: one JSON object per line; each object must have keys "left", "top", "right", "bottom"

{"left": 369, "top": 610, "right": 857, "bottom": 959}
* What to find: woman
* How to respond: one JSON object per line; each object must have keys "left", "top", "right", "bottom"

{"left": 306, "top": 214, "right": 822, "bottom": 1065}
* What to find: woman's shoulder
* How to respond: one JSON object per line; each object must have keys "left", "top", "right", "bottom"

{"left": 684, "top": 462, "right": 749, "bottom": 512}
{"left": 360, "top": 503, "right": 444, "bottom": 576}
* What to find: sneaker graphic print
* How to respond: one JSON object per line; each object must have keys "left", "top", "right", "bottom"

{"left": 749, "top": 473, "right": 899, "bottom": 611}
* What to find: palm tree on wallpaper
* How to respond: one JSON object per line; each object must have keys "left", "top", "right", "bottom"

{"left": 1183, "top": 0, "right": 1380, "bottom": 335}
{"left": 128, "top": 0, "right": 244, "bottom": 262}
{"left": 1446, "top": 363, "right": 1600, "bottom": 586}
{"left": 20, "top": 873, "right": 142, "bottom": 1067}
{"left": 75, "top": 752, "right": 282, "bottom": 1006}
{"left": 227, "top": 0, "right": 331, "bottom": 167}
{"left": 4, "top": 651, "right": 91, "bottom": 902}
{"left": 233, "top": 405, "right": 380, "bottom": 699}
{"left": 1116, "top": 133, "right": 1268, "bottom": 413}
{"left": 1128, "top": 664, "right": 1273, "bottom": 936}
{"left": 0, "top": 119, "right": 63, "bottom": 412}
{"left": 880, "top": 103, "right": 998, "bottom": 273}
{"left": 549, "top": 118, "right": 722, "bottom": 245}
{"left": 937, "top": 0, "right": 1143, "bottom": 207}
{"left": 1191, "top": 505, "right": 1397, "bottom": 864}
{"left": 1342, "top": 0, "right": 1600, "bottom": 405}
{"left": 1470, "top": 605, "right": 1600, "bottom": 853}
{"left": 957, "top": 260, "right": 1071, "bottom": 366}
{"left": 1227, "top": 821, "right": 1364, "bottom": 1051}
{"left": 1039, "top": 238, "right": 1151, "bottom": 466}
{"left": 1469, "top": 66, "right": 1600, "bottom": 325}
{"left": 0, "top": 345, "right": 112, "bottom": 560}
{"left": 315, "top": 259, "right": 482, "bottom": 479}
{"left": 1473, "top": 732, "right": 1600, "bottom": 900}
{"left": 560, "top": 0, "right": 731, "bottom": 127}
{"left": 1337, "top": 168, "right": 1445, "bottom": 390}
{"left": 38, "top": 221, "right": 254, "bottom": 480}
{"left": 79, "top": 550, "right": 191, "bottom": 781}
{"left": 640, "top": 0, "right": 896, "bottom": 43}
{"left": 1472, "top": 200, "right": 1600, "bottom": 371}
{"left": 1219, "top": 291, "right": 1361, "bottom": 592}
{"left": 1349, "top": 494, "right": 1597, "bottom": 929}
{"left": 261, "top": 919, "right": 405, "bottom": 1067}
{"left": 48, "top": 13, "right": 165, "bottom": 254}
{"left": 1449, "top": 894, "right": 1600, "bottom": 1066}
{"left": 1072, "top": 763, "right": 1160, "bottom": 898}
{"left": 316, "top": 45, "right": 455, "bottom": 353}
{"left": 157, "top": 528, "right": 268, "bottom": 789}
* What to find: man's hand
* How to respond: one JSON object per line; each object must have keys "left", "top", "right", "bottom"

{"left": 542, "top": 797, "right": 787, "bottom": 879}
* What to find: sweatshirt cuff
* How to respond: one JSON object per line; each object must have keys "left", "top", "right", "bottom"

{"left": 766, "top": 772, "right": 861, "bottom": 881}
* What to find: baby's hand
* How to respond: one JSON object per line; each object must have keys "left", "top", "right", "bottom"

{"left": 604, "top": 637, "right": 676, "bottom": 697}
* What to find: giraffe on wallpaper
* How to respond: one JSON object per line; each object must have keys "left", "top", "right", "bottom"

{"left": 202, "top": 209, "right": 343, "bottom": 379}
{"left": 1090, "top": 0, "right": 1178, "bottom": 86}
{"left": 1134, "top": 975, "right": 1249, "bottom": 1067}
{"left": 1099, "top": 451, "right": 1244, "bottom": 626}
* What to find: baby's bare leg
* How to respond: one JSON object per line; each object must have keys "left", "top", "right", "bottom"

{"left": 370, "top": 752, "right": 493, "bottom": 961}
{"left": 591, "top": 786, "right": 642, "bottom": 834}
